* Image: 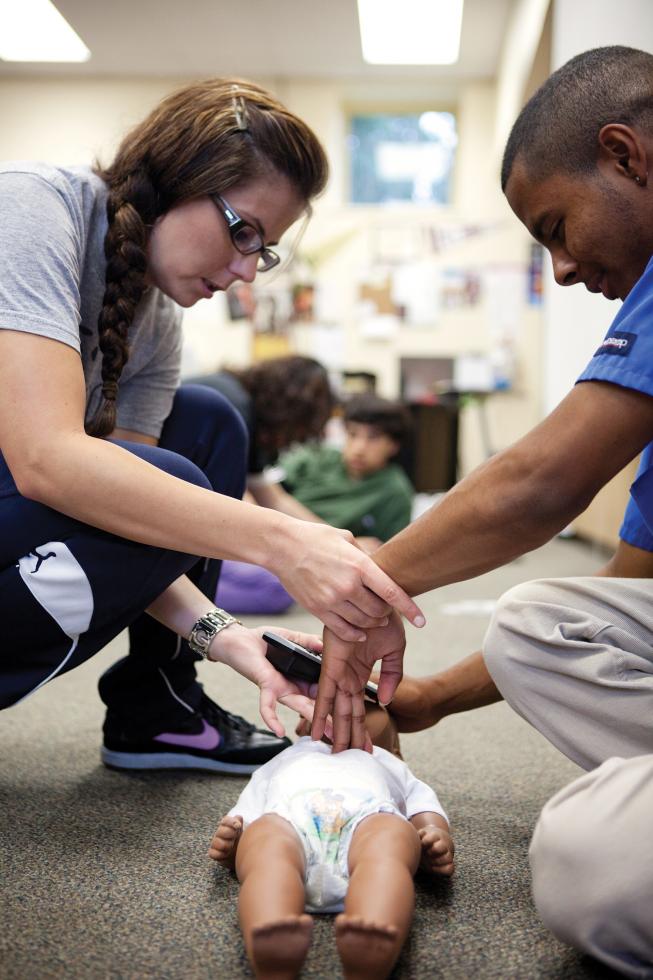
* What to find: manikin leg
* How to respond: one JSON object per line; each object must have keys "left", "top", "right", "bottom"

{"left": 235, "top": 814, "right": 313, "bottom": 980}
{"left": 336, "top": 812, "right": 421, "bottom": 980}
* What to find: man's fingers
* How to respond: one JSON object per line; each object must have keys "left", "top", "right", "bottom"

{"left": 331, "top": 688, "right": 353, "bottom": 753}
{"left": 303, "top": 713, "right": 335, "bottom": 743}
{"left": 361, "top": 564, "right": 425, "bottom": 628}
{"left": 377, "top": 653, "right": 404, "bottom": 707}
{"left": 376, "top": 674, "right": 401, "bottom": 706}
{"left": 349, "top": 690, "right": 369, "bottom": 751}
{"left": 322, "top": 715, "right": 335, "bottom": 744}
{"left": 312, "top": 675, "right": 336, "bottom": 741}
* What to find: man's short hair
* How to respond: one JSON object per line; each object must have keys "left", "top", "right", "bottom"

{"left": 344, "top": 394, "right": 411, "bottom": 444}
{"left": 501, "top": 45, "right": 653, "bottom": 191}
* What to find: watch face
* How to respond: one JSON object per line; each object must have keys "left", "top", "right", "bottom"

{"left": 196, "top": 628, "right": 211, "bottom": 650}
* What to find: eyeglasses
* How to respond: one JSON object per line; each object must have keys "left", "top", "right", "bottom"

{"left": 212, "top": 195, "right": 281, "bottom": 273}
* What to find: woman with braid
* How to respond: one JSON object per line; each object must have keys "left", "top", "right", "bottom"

{"left": 0, "top": 79, "right": 423, "bottom": 773}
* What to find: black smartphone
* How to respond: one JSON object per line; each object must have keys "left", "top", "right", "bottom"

{"left": 263, "top": 631, "right": 379, "bottom": 703}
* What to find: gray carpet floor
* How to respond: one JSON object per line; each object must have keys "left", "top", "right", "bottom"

{"left": 0, "top": 536, "right": 621, "bottom": 980}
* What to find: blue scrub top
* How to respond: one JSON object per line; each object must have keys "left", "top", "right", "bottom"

{"left": 576, "top": 254, "right": 653, "bottom": 550}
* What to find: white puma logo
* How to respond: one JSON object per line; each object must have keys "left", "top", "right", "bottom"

{"left": 29, "top": 548, "right": 57, "bottom": 573}
{"left": 16, "top": 541, "right": 94, "bottom": 704}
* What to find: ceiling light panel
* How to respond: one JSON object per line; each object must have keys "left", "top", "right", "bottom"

{"left": 0, "top": 0, "right": 90, "bottom": 62}
{"left": 357, "top": 0, "right": 463, "bottom": 65}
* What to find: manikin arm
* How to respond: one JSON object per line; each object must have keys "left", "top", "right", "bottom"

{"left": 410, "top": 812, "right": 449, "bottom": 834}
{"left": 207, "top": 755, "right": 275, "bottom": 868}
{"left": 409, "top": 812, "right": 455, "bottom": 877}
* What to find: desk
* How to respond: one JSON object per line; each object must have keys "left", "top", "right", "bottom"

{"left": 398, "top": 400, "right": 459, "bottom": 493}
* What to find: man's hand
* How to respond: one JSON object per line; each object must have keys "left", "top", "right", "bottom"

{"left": 311, "top": 612, "right": 406, "bottom": 752}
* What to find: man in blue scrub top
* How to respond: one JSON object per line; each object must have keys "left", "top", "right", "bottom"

{"left": 314, "top": 46, "right": 653, "bottom": 977}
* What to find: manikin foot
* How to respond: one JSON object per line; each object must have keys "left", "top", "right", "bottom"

{"left": 249, "top": 914, "right": 313, "bottom": 980}
{"left": 335, "top": 914, "right": 399, "bottom": 980}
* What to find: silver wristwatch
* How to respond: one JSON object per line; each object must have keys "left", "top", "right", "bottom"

{"left": 187, "top": 608, "right": 241, "bottom": 659}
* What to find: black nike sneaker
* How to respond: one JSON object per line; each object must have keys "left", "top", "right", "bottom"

{"left": 101, "top": 694, "right": 291, "bottom": 774}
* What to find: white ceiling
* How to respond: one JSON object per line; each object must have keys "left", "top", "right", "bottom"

{"left": 0, "top": 0, "right": 516, "bottom": 80}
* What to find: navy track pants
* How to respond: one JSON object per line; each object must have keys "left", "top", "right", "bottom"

{"left": 0, "top": 385, "right": 248, "bottom": 731}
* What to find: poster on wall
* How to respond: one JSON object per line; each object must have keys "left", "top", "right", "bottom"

{"left": 290, "top": 283, "right": 316, "bottom": 322}
{"left": 482, "top": 263, "right": 528, "bottom": 390}
{"left": 226, "top": 283, "right": 256, "bottom": 321}
{"left": 392, "top": 259, "right": 441, "bottom": 325}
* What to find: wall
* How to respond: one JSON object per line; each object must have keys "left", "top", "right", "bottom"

{"left": 281, "top": 77, "right": 543, "bottom": 475}
{"left": 544, "top": 0, "right": 653, "bottom": 546}
{"left": 0, "top": 76, "right": 180, "bottom": 164}
{"left": 544, "top": 0, "right": 653, "bottom": 413}
{"left": 0, "top": 69, "right": 541, "bottom": 477}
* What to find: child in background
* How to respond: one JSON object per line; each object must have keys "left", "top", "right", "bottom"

{"left": 214, "top": 392, "right": 414, "bottom": 613}
{"left": 280, "top": 393, "right": 414, "bottom": 551}
{"left": 208, "top": 716, "right": 453, "bottom": 980}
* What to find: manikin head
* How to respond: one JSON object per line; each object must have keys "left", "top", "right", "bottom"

{"left": 502, "top": 46, "right": 653, "bottom": 304}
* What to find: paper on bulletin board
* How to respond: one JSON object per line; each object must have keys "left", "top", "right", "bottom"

{"left": 359, "top": 313, "right": 401, "bottom": 340}
{"left": 483, "top": 265, "right": 526, "bottom": 338}
{"left": 392, "top": 259, "right": 442, "bottom": 326}
{"left": 370, "top": 224, "right": 420, "bottom": 264}
{"left": 293, "top": 322, "right": 346, "bottom": 370}
{"left": 453, "top": 354, "right": 494, "bottom": 392}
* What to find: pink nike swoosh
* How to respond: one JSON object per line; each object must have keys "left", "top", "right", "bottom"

{"left": 153, "top": 719, "right": 221, "bottom": 751}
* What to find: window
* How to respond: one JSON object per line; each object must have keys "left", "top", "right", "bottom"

{"left": 349, "top": 111, "right": 457, "bottom": 205}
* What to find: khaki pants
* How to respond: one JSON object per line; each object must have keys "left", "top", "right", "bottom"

{"left": 483, "top": 577, "right": 653, "bottom": 978}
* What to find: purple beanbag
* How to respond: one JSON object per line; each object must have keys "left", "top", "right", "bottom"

{"left": 216, "top": 560, "right": 295, "bottom": 615}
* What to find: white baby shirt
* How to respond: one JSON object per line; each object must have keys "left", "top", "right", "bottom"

{"left": 227, "top": 737, "right": 447, "bottom": 912}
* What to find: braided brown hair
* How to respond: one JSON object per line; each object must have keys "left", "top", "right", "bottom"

{"left": 88, "top": 79, "right": 329, "bottom": 437}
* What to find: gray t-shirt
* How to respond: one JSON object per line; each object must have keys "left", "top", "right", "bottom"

{"left": 0, "top": 162, "right": 182, "bottom": 438}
